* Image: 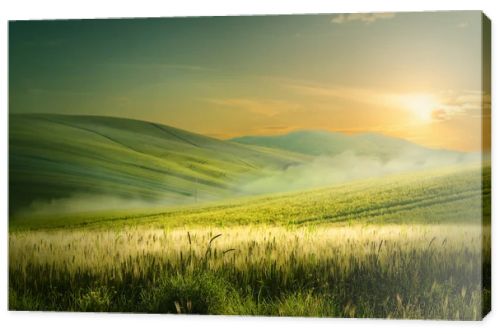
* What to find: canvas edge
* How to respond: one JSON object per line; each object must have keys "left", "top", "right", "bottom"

{"left": 481, "top": 11, "right": 492, "bottom": 320}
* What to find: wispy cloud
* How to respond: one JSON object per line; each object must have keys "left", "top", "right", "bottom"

{"left": 261, "top": 125, "right": 295, "bottom": 131}
{"left": 391, "top": 90, "right": 486, "bottom": 122}
{"left": 284, "top": 78, "right": 486, "bottom": 123}
{"left": 206, "top": 98, "right": 301, "bottom": 117}
{"left": 435, "top": 90, "right": 488, "bottom": 120}
{"left": 286, "top": 81, "right": 395, "bottom": 108}
{"left": 331, "top": 12, "right": 395, "bottom": 24}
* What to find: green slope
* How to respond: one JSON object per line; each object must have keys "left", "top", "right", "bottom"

{"left": 230, "top": 130, "right": 476, "bottom": 162}
{"left": 9, "top": 114, "right": 308, "bottom": 214}
{"left": 10, "top": 163, "right": 489, "bottom": 230}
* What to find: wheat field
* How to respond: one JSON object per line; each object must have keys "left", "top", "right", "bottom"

{"left": 9, "top": 223, "right": 488, "bottom": 319}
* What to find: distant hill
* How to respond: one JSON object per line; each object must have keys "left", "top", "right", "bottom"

{"left": 9, "top": 114, "right": 308, "bottom": 214}
{"left": 230, "top": 130, "right": 476, "bottom": 163}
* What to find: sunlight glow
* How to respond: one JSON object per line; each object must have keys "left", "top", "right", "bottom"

{"left": 401, "top": 94, "right": 440, "bottom": 122}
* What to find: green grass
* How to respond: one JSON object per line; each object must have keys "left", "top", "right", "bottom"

{"left": 8, "top": 163, "right": 491, "bottom": 319}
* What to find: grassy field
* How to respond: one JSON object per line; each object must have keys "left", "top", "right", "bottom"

{"left": 9, "top": 163, "right": 491, "bottom": 319}
{"left": 9, "top": 224, "right": 488, "bottom": 319}
{"left": 10, "top": 162, "right": 488, "bottom": 230}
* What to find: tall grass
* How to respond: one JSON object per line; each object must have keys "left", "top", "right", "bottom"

{"left": 9, "top": 224, "right": 488, "bottom": 319}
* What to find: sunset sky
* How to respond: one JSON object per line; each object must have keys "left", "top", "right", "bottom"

{"left": 9, "top": 11, "right": 490, "bottom": 152}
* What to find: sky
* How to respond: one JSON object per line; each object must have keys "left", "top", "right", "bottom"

{"left": 9, "top": 11, "right": 490, "bottom": 152}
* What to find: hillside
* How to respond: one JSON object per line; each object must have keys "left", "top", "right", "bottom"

{"left": 10, "top": 163, "right": 489, "bottom": 230}
{"left": 231, "top": 130, "right": 477, "bottom": 162}
{"left": 9, "top": 114, "right": 308, "bottom": 214}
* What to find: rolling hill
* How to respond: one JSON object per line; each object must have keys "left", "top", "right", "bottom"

{"left": 10, "top": 162, "right": 490, "bottom": 230}
{"left": 9, "top": 114, "right": 308, "bottom": 214}
{"left": 10, "top": 114, "right": 481, "bottom": 216}
{"left": 230, "top": 130, "right": 477, "bottom": 163}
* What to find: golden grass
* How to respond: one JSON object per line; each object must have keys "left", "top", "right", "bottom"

{"left": 10, "top": 224, "right": 482, "bottom": 275}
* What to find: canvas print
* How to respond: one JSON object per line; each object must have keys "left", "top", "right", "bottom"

{"left": 8, "top": 11, "right": 491, "bottom": 319}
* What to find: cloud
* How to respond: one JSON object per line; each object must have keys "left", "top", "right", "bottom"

{"left": 389, "top": 90, "right": 487, "bottom": 122}
{"left": 206, "top": 98, "right": 301, "bottom": 117}
{"left": 431, "top": 109, "right": 450, "bottom": 121}
{"left": 457, "top": 22, "right": 469, "bottom": 28}
{"left": 286, "top": 81, "right": 396, "bottom": 111}
{"left": 331, "top": 12, "right": 395, "bottom": 24}
{"left": 289, "top": 83, "right": 378, "bottom": 100}
{"left": 285, "top": 79, "right": 488, "bottom": 123}
{"left": 434, "top": 90, "right": 486, "bottom": 120}
{"left": 261, "top": 125, "right": 295, "bottom": 131}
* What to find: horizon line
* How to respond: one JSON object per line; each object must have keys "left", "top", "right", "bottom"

{"left": 10, "top": 112, "right": 483, "bottom": 154}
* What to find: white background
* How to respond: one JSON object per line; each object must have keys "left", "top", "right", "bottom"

{"left": 0, "top": 0, "right": 498, "bottom": 333}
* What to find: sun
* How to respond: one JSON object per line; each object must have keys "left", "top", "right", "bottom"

{"left": 401, "top": 94, "right": 440, "bottom": 122}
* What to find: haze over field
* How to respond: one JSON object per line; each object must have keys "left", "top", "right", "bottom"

{"left": 232, "top": 131, "right": 481, "bottom": 193}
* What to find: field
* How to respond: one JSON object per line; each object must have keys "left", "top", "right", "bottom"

{"left": 9, "top": 164, "right": 491, "bottom": 319}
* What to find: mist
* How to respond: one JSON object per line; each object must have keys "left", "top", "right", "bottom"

{"left": 22, "top": 194, "right": 187, "bottom": 216}
{"left": 18, "top": 150, "right": 481, "bottom": 216}
{"left": 237, "top": 150, "right": 481, "bottom": 195}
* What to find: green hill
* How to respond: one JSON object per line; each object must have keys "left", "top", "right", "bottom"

{"left": 10, "top": 162, "right": 489, "bottom": 230}
{"left": 230, "top": 130, "right": 476, "bottom": 162}
{"left": 9, "top": 114, "right": 308, "bottom": 214}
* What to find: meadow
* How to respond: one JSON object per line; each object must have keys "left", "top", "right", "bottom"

{"left": 9, "top": 164, "right": 491, "bottom": 319}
